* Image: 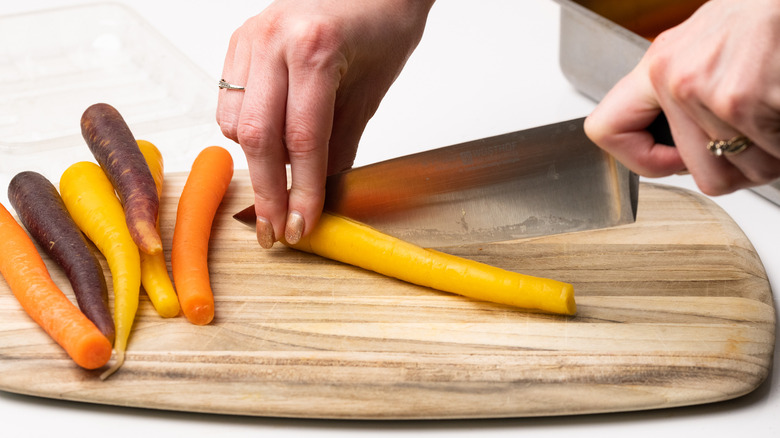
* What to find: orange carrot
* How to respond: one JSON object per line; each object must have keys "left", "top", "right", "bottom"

{"left": 171, "top": 146, "right": 233, "bottom": 325}
{"left": 0, "top": 202, "right": 112, "bottom": 370}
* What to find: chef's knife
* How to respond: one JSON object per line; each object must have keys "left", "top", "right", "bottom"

{"left": 234, "top": 116, "right": 671, "bottom": 247}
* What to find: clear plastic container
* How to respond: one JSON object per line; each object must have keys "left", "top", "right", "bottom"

{"left": 0, "top": 3, "right": 221, "bottom": 204}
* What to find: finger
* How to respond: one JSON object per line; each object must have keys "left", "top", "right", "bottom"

{"left": 326, "top": 95, "right": 370, "bottom": 174}
{"left": 239, "top": 46, "right": 291, "bottom": 248}
{"left": 660, "top": 104, "right": 745, "bottom": 195}
{"left": 585, "top": 64, "right": 686, "bottom": 177}
{"left": 700, "top": 132, "right": 780, "bottom": 192}
{"left": 669, "top": 95, "right": 780, "bottom": 193}
{"left": 724, "top": 139, "right": 780, "bottom": 186}
{"left": 681, "top": 95, "right": 780, "bottom": 189}
{"left": 217, "top": 29, "right": 251, "bottom": 143}
{"left": 282, "top": 54, "right": 344, "bottom": 244}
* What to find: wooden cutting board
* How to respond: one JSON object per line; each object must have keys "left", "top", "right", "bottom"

{"left": 0, "top": 170, "right": 774, "bottom": 419}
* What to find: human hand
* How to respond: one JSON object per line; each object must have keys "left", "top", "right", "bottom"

{"left": 585, "top": 0, "right": 780, "bottom": 196}
{"left": 217, "top": 0, "right": 435, "bottom": 248}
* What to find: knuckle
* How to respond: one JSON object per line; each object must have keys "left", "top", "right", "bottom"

{"left": 645, "top": 42, "right": 673, "bottom": 88}
{"left": 285, "top": 19, "right": 348, "bottom": 74}
{"left": 285, "top": 123, "right": 322, "bottom": 156}
{"left": 236, "top": 121, "right": 279, "bottom": 160}
{"left": 710, "top": 88, "right": 751, "bottom": 126}
{"left": 217, "top": 117, "right": 238, "bottom": 142}
{"left": 644, "top": 45, "right": 696, "bottom": 104}
{"left": 291, "top": 182, "right": 325, "bottom": 201}
{"left": 236, "top": 122, "right": 265, "bottom": 146}
{"left": 289, "top": 18, "right": 341, "bottom": 51}
{"left": 220, "top": 125, "right": 236, "bottom": 142}
{"left": 637, "top": 166, "right": 672, "bottom": 179}
{"left": 582, "top": 115, "right": 607, "bottom": 145}
{"left": 665, "top": 68, "right": 697, "bottom": 103}
{"left": 695, "top": 176, "right": 734, "bottom": 196}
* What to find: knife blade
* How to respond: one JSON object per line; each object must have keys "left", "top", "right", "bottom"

{"left": 233, "top": 117, "right": 641, "bottom": 247}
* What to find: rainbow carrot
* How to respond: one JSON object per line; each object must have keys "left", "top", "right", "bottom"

{"left": 137, "top": 140, "right": 180, "bottom": 318}
{"left": 172, "top": 146, "right": 234, "bottom": 325}
{"left": 8, "top": 171, "right": 115, "bottom": 343}
{"left": 285, "top": 212, "right": 576, "bottom": 315}
{"left": 0, "top": 202, "right": 112, "bottom": 370}
{"left": 60, "top": 161, "right": 141, "bottom": 379}
{"left": 81, "top": 103, "right": 162, "bottom": 255}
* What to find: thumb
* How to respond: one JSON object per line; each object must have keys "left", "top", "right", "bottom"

{"left": 585, "top": 63, "right": 685, "bottom": 177}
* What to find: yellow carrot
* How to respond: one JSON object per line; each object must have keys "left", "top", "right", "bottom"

{"left": 59, "top": 161, "right": 141, "bottom": 379}
{"left": 284, "top": 213, "right": 576, "bottom": 315}
{"left": 136, "top": 140, "right": 180, "bottom": 318}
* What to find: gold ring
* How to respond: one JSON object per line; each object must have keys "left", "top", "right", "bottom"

{"left": 707, "top": 135, "right": 752, "bottom": 157}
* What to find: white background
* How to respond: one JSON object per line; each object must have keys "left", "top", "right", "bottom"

{"left": 1, "top": 1, "right": 778, "bottom": 436}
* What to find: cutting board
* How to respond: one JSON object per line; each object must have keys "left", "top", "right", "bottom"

{"left": 0, "top": 170, "right": 774, "bottom": 419}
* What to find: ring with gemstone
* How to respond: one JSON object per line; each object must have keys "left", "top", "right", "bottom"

{"left": 218, "top": 79, "right": 245, "bottom": 91}
{"left": 706, "top": 135, "right": 752, "bottom": 157}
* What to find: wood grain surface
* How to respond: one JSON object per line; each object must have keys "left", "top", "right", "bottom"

{"left": 0, "top": 170, "right": 774, "bottom": 419}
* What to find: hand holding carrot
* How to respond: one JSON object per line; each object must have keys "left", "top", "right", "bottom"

{"left": 218, "top": 0, "right": 435, "bottom": 249}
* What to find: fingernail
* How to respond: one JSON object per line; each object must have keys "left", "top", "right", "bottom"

{"left": 256, "top": 217, "right": 275, "bottom": 249}
{"left": 285, "top": 211, "right": 305, "bottom": 244}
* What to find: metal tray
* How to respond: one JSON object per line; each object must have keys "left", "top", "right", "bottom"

{"left": 553, "top": 0, "right": 780, "bottom": 205}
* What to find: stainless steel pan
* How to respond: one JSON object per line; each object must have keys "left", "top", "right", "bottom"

{"left": 554, "top": 0, "right": 780, "bottom": 205}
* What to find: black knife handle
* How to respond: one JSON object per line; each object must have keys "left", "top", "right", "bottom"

{"left": 647, "top": 112, "right": 675, "bottom": 146}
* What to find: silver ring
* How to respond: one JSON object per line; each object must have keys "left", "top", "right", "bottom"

{"left": 707, "top": 135, "right": 752, "bottom": 157}
{"left": 218, "top": 79, "right": 245, "bottom": 91}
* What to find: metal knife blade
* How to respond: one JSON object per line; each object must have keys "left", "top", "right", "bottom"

{"left": 234, "top": 117, "right": 640, "bottom": 247}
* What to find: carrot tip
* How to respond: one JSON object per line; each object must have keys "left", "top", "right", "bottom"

{"left": 134, "top": 221, "right": 163, "bottom": 255}
{"left": 72, "top": 332, "right": 113, "bottom": 370}
{"left": 99, "top": 349, "right": 126, "bottom": 380}
{"left": 156, "top": 303, "right": 181, "bottom": 319}
{"left": 183, "top": 302, "right": 214, "bottom": 326}
{"left": 138, "top": 238, "right": 163, "bottom": 256}
{"left": 562, "top": 285, "right": 577, "bottom": 316}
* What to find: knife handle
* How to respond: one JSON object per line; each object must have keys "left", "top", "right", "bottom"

{"left": 647, "top": 112, "right": 675, "bottom": 146}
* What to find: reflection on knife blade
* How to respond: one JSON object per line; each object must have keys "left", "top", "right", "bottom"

{"left": 234, "top": 117, "right": 639, "bottom": 247}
